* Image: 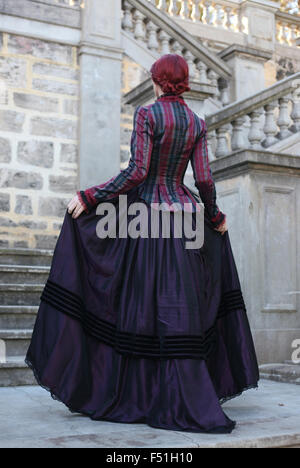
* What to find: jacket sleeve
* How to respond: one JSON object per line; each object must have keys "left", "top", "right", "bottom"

{"left": 77, "top": 105, "right": 154, "bottom": 213}
{"left": 190, "top": 118, "right": 226, "bottom": 228}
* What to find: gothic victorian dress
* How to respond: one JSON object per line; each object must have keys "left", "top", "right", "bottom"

{"left": 25, "top": 93, "right": 259, "bottom": 434}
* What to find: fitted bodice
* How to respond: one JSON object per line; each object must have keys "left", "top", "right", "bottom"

{"left": 135, "top": 94, "right": 202, "bottom": 212}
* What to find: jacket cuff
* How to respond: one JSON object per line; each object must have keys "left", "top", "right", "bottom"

{"left": 77, "top": 191, "right": 91, "bottom": 214}
{"left": 211, "top": 211, "right": 226, "bottom": 229}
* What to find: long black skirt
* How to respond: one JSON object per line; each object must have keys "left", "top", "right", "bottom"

{"left": 25, "top": 186, "right": 259, "bottom": 434}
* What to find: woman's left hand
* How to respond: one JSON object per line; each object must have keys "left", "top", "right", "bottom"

{"left": 67, "top": 195, "right": 85, "bottom": 219}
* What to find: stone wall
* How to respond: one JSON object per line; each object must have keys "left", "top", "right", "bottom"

{"left": 120, "top": 54, "right": 148, "bottom": 169}
{"left": 0, "top": 32, "right": 79, "bottom": 249}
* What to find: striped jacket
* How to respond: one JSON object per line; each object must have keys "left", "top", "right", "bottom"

{"left": 77, "top": 93, "right": 226, "bottom": 228}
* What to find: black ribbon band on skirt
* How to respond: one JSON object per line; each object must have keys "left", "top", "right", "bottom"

{"left": 40, "top": 279, "right": 246, "bottom": 360}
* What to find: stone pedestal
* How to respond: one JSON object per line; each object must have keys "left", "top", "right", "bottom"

{"left": 79, "top": 0, "right": 124, "bottom": 189}
{"left": 218, "top": 44, "right": 273, "bottom": 101}
{"left": 210, "top": 149, "right": 300, "bottom": 364}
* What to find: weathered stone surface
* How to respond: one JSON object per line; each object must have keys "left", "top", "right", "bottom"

{"left": 120, "top": 125, "right": 132, "bottom": 146}
{"left": 13, "top": 241, "right": 28, "bottom": 248}
{"left": 15, "top": 196, "right": 33, "bottom": 215}
{"left": 0, "top": 193, "right": 10, "bottom": 212}
{"left": 0, "top": 56, "right": 27, "bottom": 87}
{"left": 53, "top": 222, "right": 62, "bottom": 231}
{"left": 30, "top": 117, "right": 77, "bottom": 140}
{"left": 35, "top": 235, "right": 58, "bottom": 249}
{"left": 32, "top": 78, "right": 78, "bottom": 96}
{"left": 49, "top": 175, "right": 77, "bottom": 193}
{"left": 63, "top": 99, "right": 79, "bottom": 116}
{"left": 60, "top": 143, "right": 78, "bottom": 163}
{"left": 0, "top": 169, "right": 43, "bottom": 190}
{"left": 7, "top": 35, "right": 73, "bottom": 65}
{"left": 38, "top": 197, "right": 70, "bottom": 217}
{"left": 17, "top": 141, "right": 54, "bottom": 168}
{"left": 19, "top": 220, "right": 47, "bottom": 230}
{"left": 0, "top": 110, "right": 25, "bottom": 133}
{"left": 14, "top": 93, "right": 59, "bottom": 113}
{"left": 0, "top": 218, "right": 17, "bottom": 228}
{"left": 0, "top": 240, "right": 9, "bottom": 248}
{"left": 32, "top": 62, "right": 79, "bottom": 81}
{"left": 0, "top": 138, "right": 12, "bottom": 163}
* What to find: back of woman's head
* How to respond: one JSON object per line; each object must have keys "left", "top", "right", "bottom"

{"left": 150, "top": 54, "right": 191, "bottom": 96}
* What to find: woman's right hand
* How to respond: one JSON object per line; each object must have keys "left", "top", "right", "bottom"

{"left": 67, "top": 195, "right": 85, "bottom": 219}
{"left": 214, "top": 220, "right": 228, "bottom": 235}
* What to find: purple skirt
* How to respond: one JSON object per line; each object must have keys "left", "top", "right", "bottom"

{"left": 25, "top": 186, "right": 259, "bottom": 434}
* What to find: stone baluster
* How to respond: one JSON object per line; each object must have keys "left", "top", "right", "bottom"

{"left": 196, "top": 61, "right": 209, "bottom": 84}
{"left": 281, "top": 22, "right": 290, "bottom": 44}
{"left": 262, "top": 101, "right": 279, "bottom": 147}
{"left": 290, "top": 84, "right": 300, "bottom": 132}
{"left": 203, "top": 1, "right": 214, "bottom": 25}
{"left": 171, "top": 40, "right": 183, "bottom": 55}
{"left": 133, "top": 10, "right": 146, "bottom": 43}
{"left": 247, "top": 108, "right": 264, "bottom": 149}
{"left": 184, "top": 50, "right": 197, "bottom": 80}
{"left": 169, "top": 0, "right": 180, "bottom": 16}
{"left": 231, "top": 117, "right": 247, "bottom": 151}
{"left": 147, "top": 21, "right": 159, "bottom": 51}
{"left": 290, "top": 24, "right": 298, "bottom": 46}
{"left": 193, "top": 0, "right": 202, "bottom": 22}
{"left": 215, "top": 124, "right": 230, "bottom": 158}
{"left": 158, "top": 30, "right": 171, "bottom": 54}
{"left": 122, "top": 1, "right": 133, "bottom": 32}
{"left": 215, "top": 4, "right": 224, "bottom": 28}
{"left": 181, "top": 0, "right": 191, "bottom": 20}
{"left": 218, "top": 77, "right": 230, "bottom": 106}
{"left": 207, "top": 69, "right": 220, "bottom": 98}
{"left": 224, "top": 6, "right": 233, "bottom": 31}
{"left": 148, "top": 0, "right": 157, "bottom": 6}
{"left": 277, "top": 95, "right": 292, "bottom": 139}
{"left": 159, "top": 0, "right": 169, "bottom": 13}
{"left": 207, "top": 129, "right": 216, "bottom": 162}
{"left": 275, "top": 22, "right": 282, "bottom": 43}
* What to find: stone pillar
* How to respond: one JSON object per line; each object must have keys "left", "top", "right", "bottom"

{"left": 218, "top": 45, "right": 273, "bottom": 101}
{"left": 211, "top": 149, "right": 300, "bottom": 364}
{"left": 79, "top": 0, "right": 124, "bottom": 189}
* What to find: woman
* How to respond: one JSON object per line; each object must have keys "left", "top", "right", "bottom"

{"left": 25, "top": 54, "right": 259, "bottom": 434}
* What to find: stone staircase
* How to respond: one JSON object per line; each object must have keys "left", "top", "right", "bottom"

{"left": 0, "top": 248, "right": 52, "bottom": 387}
{"left": 259, "top": 362, "right": 300, "bottom": 386}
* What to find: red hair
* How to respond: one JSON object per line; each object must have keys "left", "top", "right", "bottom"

{"left": 150, "top": 54, "right": 191, "bottom": 96}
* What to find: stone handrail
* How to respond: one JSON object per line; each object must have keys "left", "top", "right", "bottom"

{"left": 122, "top": 0, "right": 232, "bottom": 91}
{"left": 31, "top": 0, "right": 83, "bottom": 7}
{"left": 205, "top": 72, "right": 300, "bottom": 158}
{"left": 148, "top": 0, "right": 300, "bottom": 47}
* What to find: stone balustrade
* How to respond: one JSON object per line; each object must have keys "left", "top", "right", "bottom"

{"left": 205, "top": 72, "right": 300, "bottom": 159}
{"left": 33, "top": 0, "right": 84, "bottom": 7}
{"left": 122, "top": 0, "right": 232, "bottom": 105}
{"left": 147, "top": 0, "right": 300, "bottom": 47}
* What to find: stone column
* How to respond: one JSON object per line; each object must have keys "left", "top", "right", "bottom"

{"left": 218, "top": 45, "right": 273, "bottom": 101}
{"left": 79, "top": 0, "right": 124, "bottom": 189}
{"left": 210, "top": 149, "right": 300, "bottom": 364}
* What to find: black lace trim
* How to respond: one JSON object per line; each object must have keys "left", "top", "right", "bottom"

{"left": 39, "top": 279, "right": 246, "bottom": 360}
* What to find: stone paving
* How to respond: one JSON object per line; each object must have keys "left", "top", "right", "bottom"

{"left": 0, "top": 379, "right": 299, "bottom": 448}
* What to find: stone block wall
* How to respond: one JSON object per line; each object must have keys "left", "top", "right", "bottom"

{"left": 120, "top": 54, "right": 148, "bottom": 169}
{"left": 0, "top": 32, "right": 79, "bottom": 249}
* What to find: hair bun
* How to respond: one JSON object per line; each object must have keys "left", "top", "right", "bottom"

{"left": 150, "top": 54, "right": 191, "bottom": 96}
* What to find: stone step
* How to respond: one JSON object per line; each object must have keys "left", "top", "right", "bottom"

{"left": 0, "top": 306, "right": 38, "bottom": 329}
{"left": 0, "top": 248, "right": 53, "bottom": 267}
{"left": 0, "top": 356, "right": 36, "bottom": 387}
{"left": 0, "top": 329, "right": 32, "bottom": 358}
{"left": 0, "top": 284, "right": 43, "bottom": 306}
{"left": 259, "top": 363, "right": 300, "bottom": 385}
{"left": 0, "top": 264, "right": 50, "bottom": 284}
